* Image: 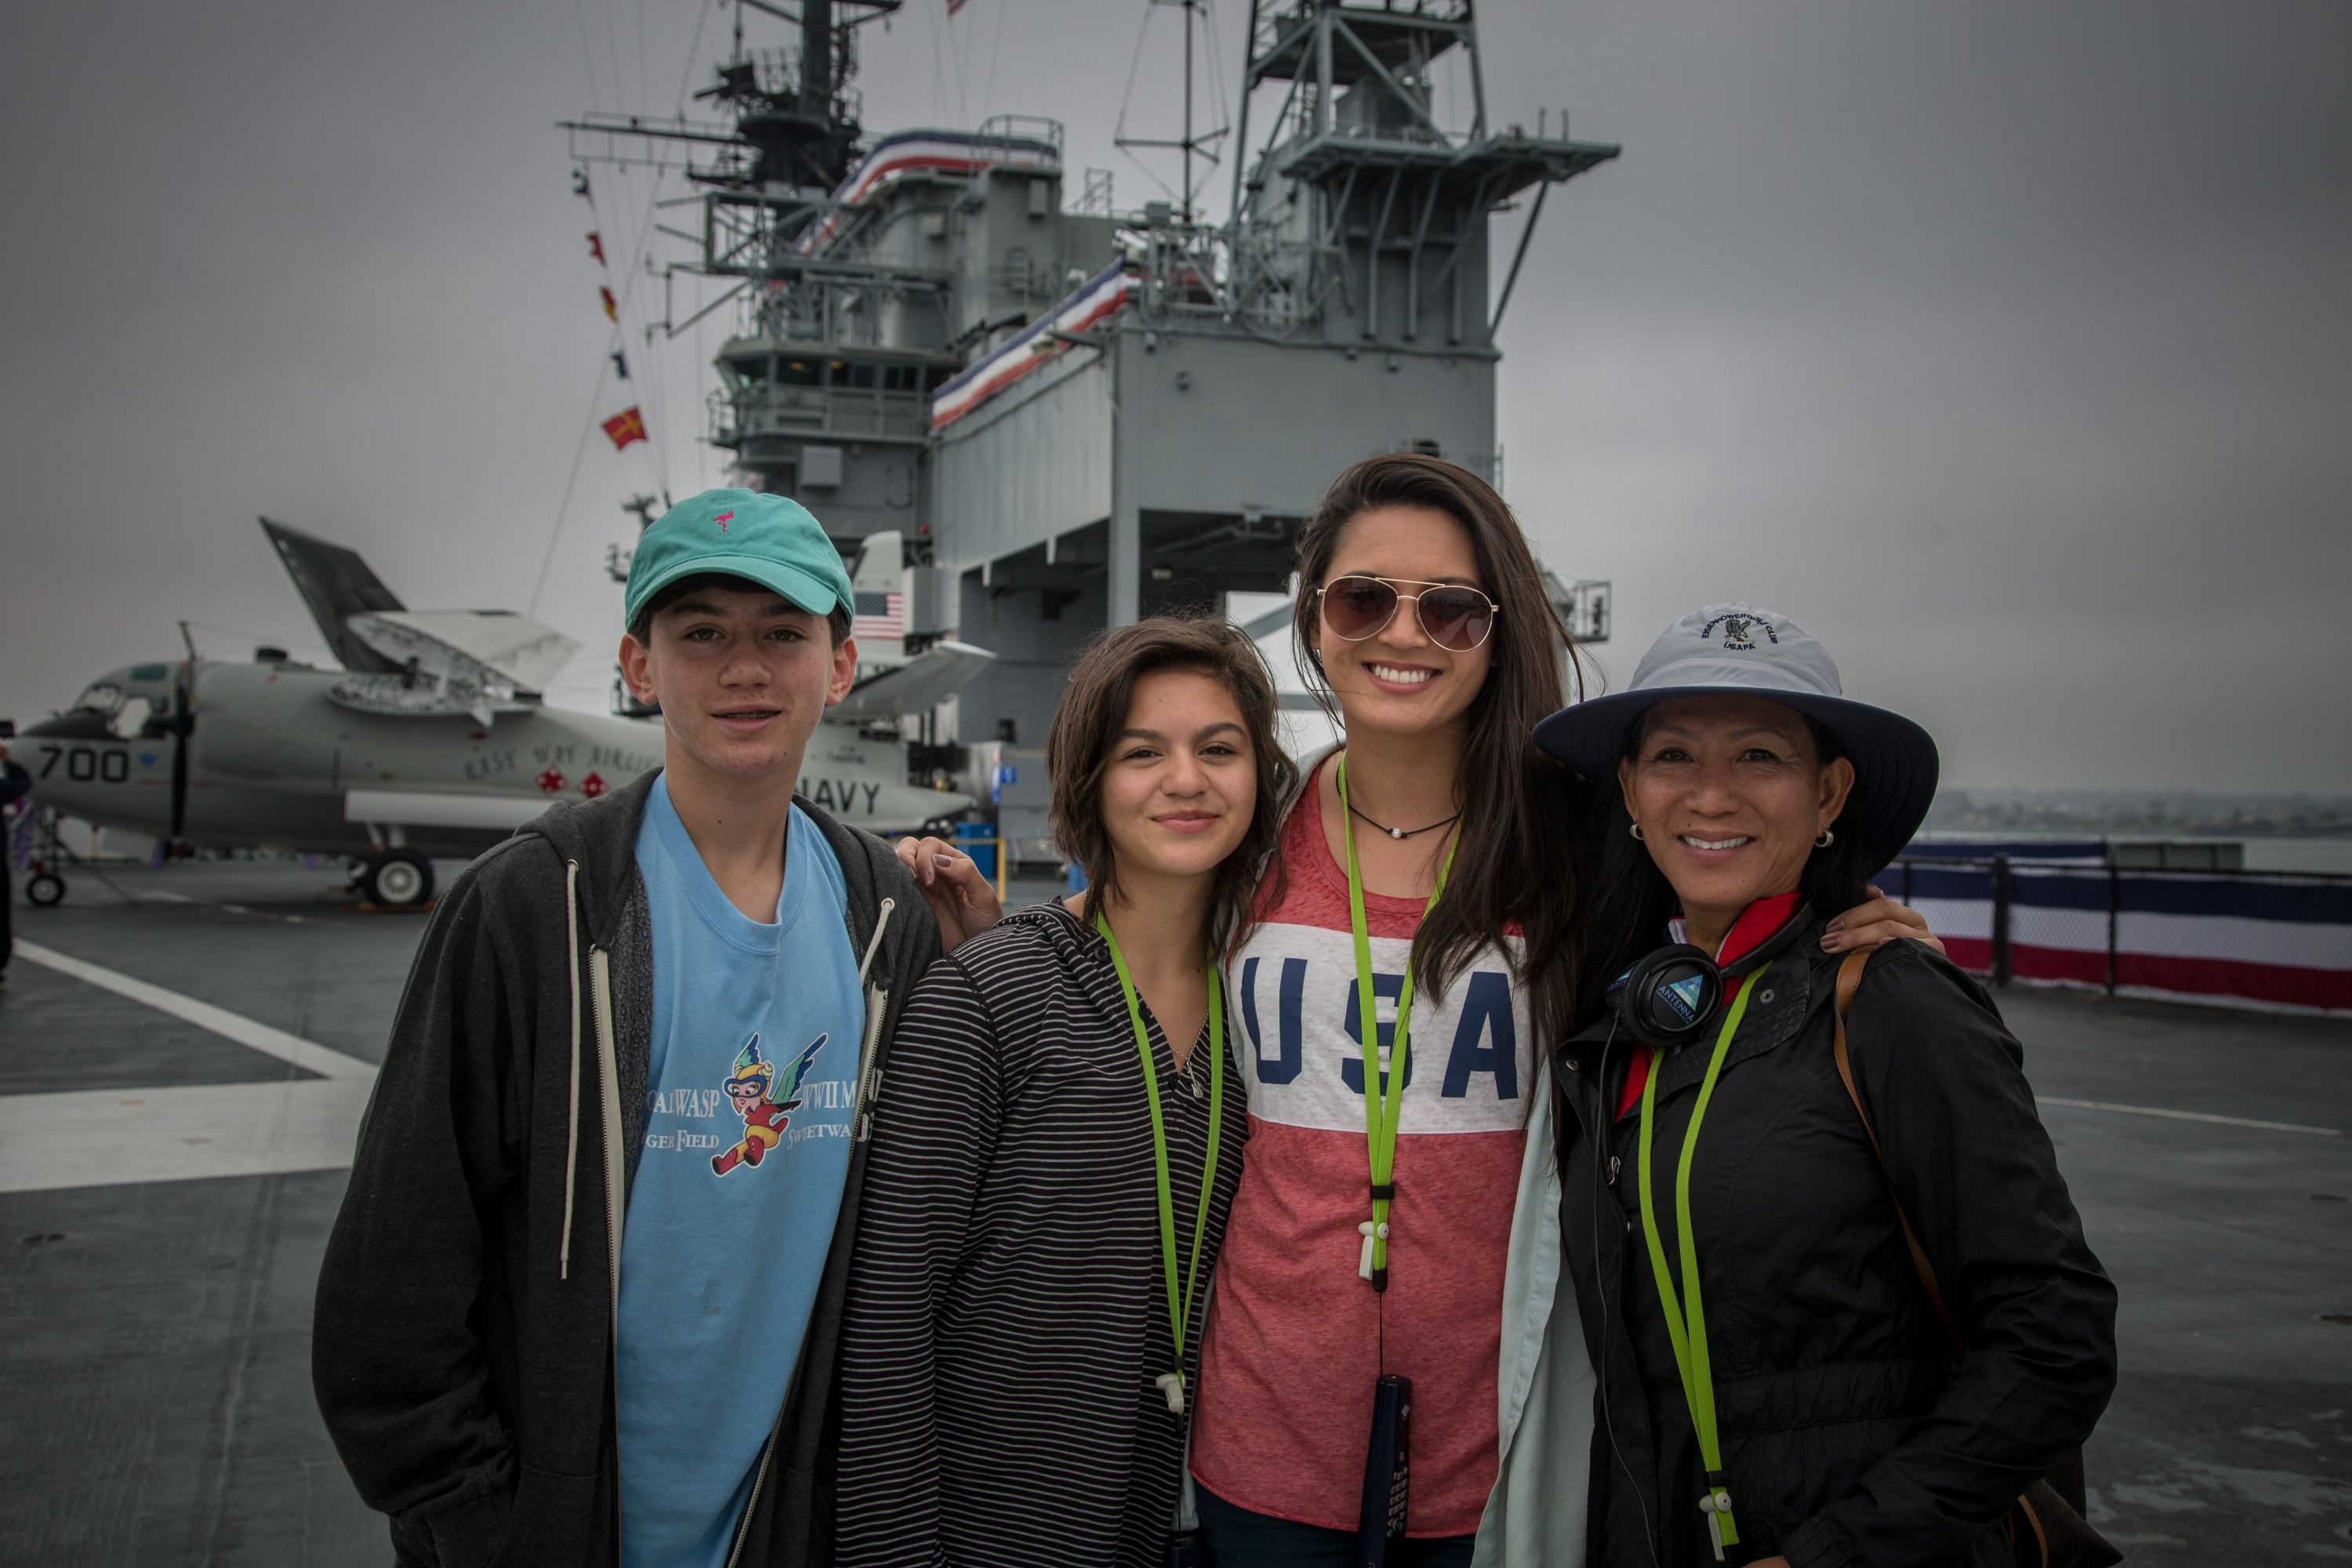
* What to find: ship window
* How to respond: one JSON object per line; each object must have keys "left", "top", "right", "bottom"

{"left": 924, "top": 365, "right": 953, "bottom": 393}
{"left": 780, "top": 359, "right": 821, "bottom": 387}
{"left": 846, "top": 361, "right": 877, "bottom": 390}
{"left": 883, "top": 365, "right": 919, "bottom": 393}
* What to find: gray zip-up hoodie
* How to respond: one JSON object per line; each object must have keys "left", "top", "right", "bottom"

{"left": 314, "top": 768, "right": 938, "bottom": 1568}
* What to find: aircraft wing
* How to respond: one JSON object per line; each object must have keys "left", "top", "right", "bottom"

{"left": 260, "top": 517, "right": 407, "bottom": 674}
{"left": 343, "top": 789, "right": 550, "bottom": 832}
{"left": 830, "top": 640, "right": 994, "bottom": 722}
{"left": 347, "top": 611, "right": 581, "bottom": 695}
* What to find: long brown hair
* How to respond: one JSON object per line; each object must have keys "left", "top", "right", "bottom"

{"left": 1289, "top": 453, "right": 1592, "bottom": 1036}
{"left": 1047, "top": 615, "right": 1297, "bottom": 957}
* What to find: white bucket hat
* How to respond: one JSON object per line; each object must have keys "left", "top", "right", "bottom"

{"left": 1534, "top": 603, "right": 1940, "bottom": 873}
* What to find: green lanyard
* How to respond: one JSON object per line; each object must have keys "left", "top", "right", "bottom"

{"left": 1635, "top": 967, "right": 1767, "bottom": 1559}
{"left": 1096, "top": 912, "right": 1226, "bottom": 1417}
{"left": 1334, "top": 754, "right": 1458, "bottom": 1291}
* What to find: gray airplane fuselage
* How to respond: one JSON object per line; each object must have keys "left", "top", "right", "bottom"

{"left": 23, "top": 657, "right": 965, "bottom": 857}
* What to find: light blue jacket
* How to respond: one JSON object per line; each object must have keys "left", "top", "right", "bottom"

{"left": 1469, "top": 1056, "right": 1595, "bottom": 1567}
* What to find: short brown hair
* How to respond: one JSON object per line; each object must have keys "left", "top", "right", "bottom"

{"left": 628, "top": 572, "right": 854, "bottom": 646}
{"left": 1047, "top": 616, "right": 1297, "bottom": 957}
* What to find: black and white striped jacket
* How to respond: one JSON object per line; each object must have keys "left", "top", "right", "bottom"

{"left": 835, "top": 901, "right": 1245, "bottom": 1568}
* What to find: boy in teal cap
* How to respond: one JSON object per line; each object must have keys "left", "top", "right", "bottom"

{"left": 316, "top": 489, "right": 939, "bottom": 1568}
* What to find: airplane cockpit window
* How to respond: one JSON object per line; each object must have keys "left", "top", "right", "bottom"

{"left": 70, "top": 681, "right": 125, "bottom": 718}
{"left": 56, "top": 678, "right": 170, "bottom": 739}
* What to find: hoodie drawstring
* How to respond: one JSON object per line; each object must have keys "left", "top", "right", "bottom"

{"left": 858, "top": 895, "right": 896, "bottom": 985}
{"left": 557, "top": 886, "right": 892, "bottom": 1280}
{"left": 560, "top": 858, "right": 583, "bottom": 1279}
{"left": 849, "top": 898, "right": 896, "bottom": 1144}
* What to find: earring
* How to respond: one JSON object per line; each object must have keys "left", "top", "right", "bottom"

{"left": 1815, "top": 827, "right": 1835, "bottom": 848}
{"left": 1629, "top": 822, "right": 1646, "bottom": 841}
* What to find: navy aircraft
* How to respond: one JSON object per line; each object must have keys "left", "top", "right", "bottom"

{"left": 18, "top": 520, "right": 992, "bottom": 906}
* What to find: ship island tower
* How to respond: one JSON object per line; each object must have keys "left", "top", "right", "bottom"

{"left": 568, "top": 0, "right": 1617, "bottom": 784}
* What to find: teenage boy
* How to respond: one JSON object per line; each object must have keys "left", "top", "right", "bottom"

{"left": 315, "top": 490, "right": 938, "bottom": 1568}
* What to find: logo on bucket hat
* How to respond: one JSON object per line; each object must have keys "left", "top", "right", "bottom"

{"left": 1702, "top": 611, "right": 1778, "bottom": 652}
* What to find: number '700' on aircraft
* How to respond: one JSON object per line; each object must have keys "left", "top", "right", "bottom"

{"left": 16, "top": 517, "right": 993, "bottom": 908}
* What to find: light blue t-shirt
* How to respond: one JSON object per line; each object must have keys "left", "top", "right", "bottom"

{"left": 617, "top": 776, "right": 864, "bottom": 1567}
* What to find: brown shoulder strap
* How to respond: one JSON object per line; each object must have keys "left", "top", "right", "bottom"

{"left": 1830, "top": 949, "right": 1966, "bottom": 1353}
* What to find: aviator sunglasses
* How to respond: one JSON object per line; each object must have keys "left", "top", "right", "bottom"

{"left": 1315, "top": 575, "right": 1500, "bottom": 652}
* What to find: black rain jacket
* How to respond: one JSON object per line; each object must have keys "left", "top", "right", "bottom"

{"left": 1555, "top": 930, "right": 2117, "bottom": 1568}
{"left": 313, "top": 769, "right": 937, "bottom": 1568}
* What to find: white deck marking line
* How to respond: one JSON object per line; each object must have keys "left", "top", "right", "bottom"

{"left": 2041, "top": 1096, "right": 2343, "bottom": 1138}
{"left": 13, "top": 940, "right": 378, "bottom": 1080}
{"left": 0, "top": 1080, "right": 376, "bottom": 1195}
{"left": 145, "top": 888, "right": 314, "bottom": 924}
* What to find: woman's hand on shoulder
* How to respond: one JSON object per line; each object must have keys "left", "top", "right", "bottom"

{"left": 894, "top": 836, "right": 1004, "bottom": 954}
{"left": 1820, "top": 886, "right": 1945, "bottom": 957}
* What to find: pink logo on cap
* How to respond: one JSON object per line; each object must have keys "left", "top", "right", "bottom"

{"left": 713, "top": 510, "right": 734, "bottom": 533}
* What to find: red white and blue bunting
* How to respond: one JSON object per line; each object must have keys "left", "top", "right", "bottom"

{"left": 931, "top": 259, "right": 1138, "bottom": 430}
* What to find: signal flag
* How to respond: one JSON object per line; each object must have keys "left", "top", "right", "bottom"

{"left": 588, "top": 232, "right": 606, "bottom": 265}
{"left": 612, "top": 350, "right": 630, "bottom": 380}
{"left": 602, "top": 407, "right": 648, "bottom": 450}
{"left": 600, "top": 285, "right": 618, "bottom": 321}
{"left": 572, "top": 168, "right": 590, "bottom": 199}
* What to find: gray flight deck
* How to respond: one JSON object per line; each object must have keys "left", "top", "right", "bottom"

{"left": 2, "top": 862, "right": 2347, "bottom": 1565}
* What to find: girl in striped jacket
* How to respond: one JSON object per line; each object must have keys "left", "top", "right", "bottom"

{"left": 835, "top": 616, "right": 1296, "bottom": 1568}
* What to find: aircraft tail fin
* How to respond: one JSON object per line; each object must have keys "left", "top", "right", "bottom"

{"left": 260, "top": 517, "right": 407, "bottom": 673}
{"left": 850, "top": 531, "right": 902, "bottom": 597}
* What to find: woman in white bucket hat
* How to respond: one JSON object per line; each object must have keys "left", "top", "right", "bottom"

{"left": 1537, "top": 604, "right": 2118, "bottom": 1568}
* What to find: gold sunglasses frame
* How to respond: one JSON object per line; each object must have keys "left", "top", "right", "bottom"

{"left": 1312, "top": 575, "right": 1502, "bottom": 652}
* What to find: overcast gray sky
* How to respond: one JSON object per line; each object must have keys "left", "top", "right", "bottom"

{"left": 2, "top": 0, "right": 2345, "bottom": 793}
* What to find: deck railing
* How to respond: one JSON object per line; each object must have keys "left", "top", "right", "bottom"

{"left": 1878, "top": 853, "right": 2352, "bottom": 1016}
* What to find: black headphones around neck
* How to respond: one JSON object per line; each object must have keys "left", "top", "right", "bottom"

{"left": 1607, "top": 905, "right": 1814, "bottom": 1048}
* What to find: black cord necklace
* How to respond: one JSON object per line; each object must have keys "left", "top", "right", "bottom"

{"left": 1347, "top": 799, "right": 1462, "bottom": 841}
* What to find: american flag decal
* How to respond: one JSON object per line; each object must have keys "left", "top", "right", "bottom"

{"left": 854, "top": 590, "right": 906, "bottom": 641}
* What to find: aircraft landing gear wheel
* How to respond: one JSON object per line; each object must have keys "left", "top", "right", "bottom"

{"left": 361, "top": 850, "right": 434, "bottom": 908}
{"left": 25, "top": 872, "right": 65, "bottom": 907}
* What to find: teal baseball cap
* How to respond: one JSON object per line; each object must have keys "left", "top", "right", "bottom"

{"left": 622, "top": 488, "right": 855, "bottom": 631}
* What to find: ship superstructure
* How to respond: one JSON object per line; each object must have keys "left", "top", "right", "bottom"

{"left": 567, "top": 0, "right": 1617, "bottom": 776}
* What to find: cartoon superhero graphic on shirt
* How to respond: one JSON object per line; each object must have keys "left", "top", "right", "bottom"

{"left": 711, "top": 1032, "right": 828, "bottom": 1176}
